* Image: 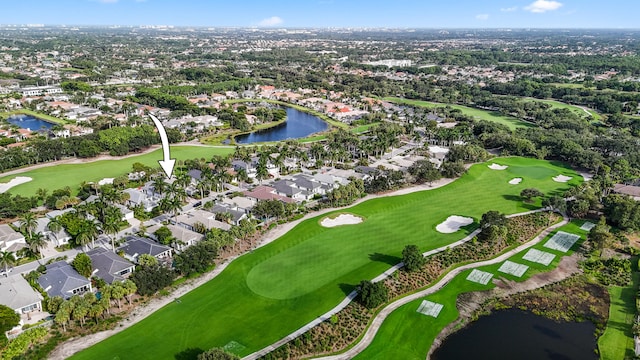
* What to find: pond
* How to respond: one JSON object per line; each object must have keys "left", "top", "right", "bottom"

{"left": 6, "top": 114, "right": 56, "bottom": 131}
{"left": 234, "top": 107, "right": 328, "bottom": 144}
{"left": 431, "top": 309, "right": 597, "bottom": 360}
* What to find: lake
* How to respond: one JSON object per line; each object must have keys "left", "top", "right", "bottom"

{"left": 431, "top": 309, "right": 597, "bottom": 360}
{"left": 235, "top": 107, "right": 328, "bottom": 144}
{"left": 7, "top": 114, "right": 56, "bottom": 131}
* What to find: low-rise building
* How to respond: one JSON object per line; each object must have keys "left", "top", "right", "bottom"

{"left": 0, "top": 275, "right": 43, "bottom": 315}
{"left": 118, "top": 236, "right": 173, "bottom": 264}
{"left": 87, "top": 248, "right": 135, "bottom": 284}
{"left": 0, "top": 224, "right": 26, "bottom": 253}
{"left": 38, "top": 261, "right": 92, "bottom": 300}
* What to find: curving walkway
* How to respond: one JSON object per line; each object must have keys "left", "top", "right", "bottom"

{"left": 242, "top": 209, "right": 558, "bottom": 360}
{"left": 314, "top": 215, "right": 568, "bottom": 360}
{"left": 48, "top": 179, "right": 456, "bottom": 359}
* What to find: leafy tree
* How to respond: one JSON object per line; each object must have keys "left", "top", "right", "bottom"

{"left": 480, "top": 210, "right": 507, "bottom": 229}
{"left": 408, "top": 160, "right": 441, "bottom": 184}
{"left": 131, "top": 264, "right": 175, "bottom": 296}
{"left": 154, "top": 226, "right": 175, "bottom": 246}
{"left": 520, "top": 188, "right": 544, "bottom": 203}
{"left": 402, "top": 245, "right": 425, "bottom": 272}
{"left": 356, "top": 280, "right": 388, "bottom": 309}
{"left": 0, "top": 304, "right": 20, "bottom": 343}
{"left": 198, "top": 348, "right": 240, "bottom": 360}
{"left": 72, "top": 253, "right": 93, "bottom": 278}
{"left": 174, "top": 242, "right": 218, "bottom": 276}
{"left": 138, "top": 254, "right": 158, "bottom": 267}
{"left": 589, "top": 218, "right": 615, "bottom": 252}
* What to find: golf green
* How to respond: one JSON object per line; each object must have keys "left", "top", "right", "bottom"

{"left": 0, "top": 145, "right": 233, "bottom": 197}
{"left": 70, "top": 157, "right": 581, "bottom": 359}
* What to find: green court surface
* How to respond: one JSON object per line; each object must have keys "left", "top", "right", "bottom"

{"left": 70, "top": 157, "right": 580, "bottom": 359}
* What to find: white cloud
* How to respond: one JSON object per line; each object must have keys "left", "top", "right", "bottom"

{"left": 257, "top": 16, "right": 284, "bottom": 27}
{"left": 524, "top": 0, "right": 563, "bottom": 13}
{"left": 500, "top": 6, "right": 518, "bottom": 12}
{"left": 475, "top": 14, "right": 490, "bottom": 21}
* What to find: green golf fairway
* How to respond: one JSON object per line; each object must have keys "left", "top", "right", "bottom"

{"left": 70, "top": 157, "right": 580, "bottom": 359}
{"left": 354, "top": 221, "right": 587, "bottom": 360}
{"left": 0, "top": 145, "right": 233, "bottom": 197}
{"left": 383, "top": 97, "right": 534, "bottom": 130}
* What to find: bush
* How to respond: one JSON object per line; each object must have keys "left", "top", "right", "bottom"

{"left": 356, "top": 280, "right": 388, "bottom": 309}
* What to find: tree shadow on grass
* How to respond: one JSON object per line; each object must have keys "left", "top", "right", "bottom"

{"left": 502, "top": 195, "right": 538, "bottom": 210}
{"left": 175, "top": 347, "right": 204, "bottom": 360}
{"left": 368, "top": 252, "right": 401, "bottom": 267}
{"left": 339, "top": 283, "right": 356, "bottom": 296}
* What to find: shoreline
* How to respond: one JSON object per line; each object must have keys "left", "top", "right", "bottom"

{"left": 427, "top": 254, "right": 582, "bottom": 359}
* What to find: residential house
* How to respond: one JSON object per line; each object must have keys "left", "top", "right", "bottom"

{"left": 146, "top": 224, "right": 204, "bottom": 252}
{"left": 0, "top": 224, "right": 26, "bottom": 253}
{"left": 124, "top": 184, "right": 162, "bottom": 212}
{"left": 38, "top": 261, "right": 92, "bottom": 300}
{"left": 86, "top": 247, "right": 135, "bottom": 284}
{"left": 117, "top": 236, "right": 172, "bottom": 264}
{"left": 175, "top": 209, "right": 232, "bottom": 232}
{"left": 220, "top": 196, "right": 256, "bottom": 213}
{"left": 613, "top": 184, "right": 640, "bottom": 201}
{"left": 209, "top": 204, "right": 248, "bottom": 226}
{"left": 0, "top": 276, "right": 43, "bottom": 315}
{"left": 13, "top": 217, "right": 71, "bottom": 247}
{"left": 243, "top": 185, "right": 295, "bottom": 204}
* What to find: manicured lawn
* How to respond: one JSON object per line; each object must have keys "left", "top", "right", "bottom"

{"left": 354, "top": 221, "right": 588, "bottom": 360}
{"left": 383, "top": 97, "right": 534, "bottom": 130}
{"left": 598, "top": 273, "right": 638, "bottom": 360}
{"left": 523, "top": 98, "right": 601, "bottom": 121}
{"left": 70, "top": 157, "right": 580, "bottom": 359}
{"left": 0, "top": 145, "right": 233, "bottom": 197}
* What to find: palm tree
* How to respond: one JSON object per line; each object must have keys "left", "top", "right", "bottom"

{"left": 103, "top": 207, "right": 122, "bottom": 252}
{"left": 0, "top": 251, "right": 16, "bottom": 274}
{"left": 77, "top": 221, "right": 99, "bottom": 250}
{"left": 47, "top": 217, "right": 63, "bottom": 245}
{"left": 36, "top": 188, "right": 49, "bottom": 203}
{"left": 27, "top": 233, "right": 47, "bottom": 260}
{"left": 20, "top": 212, "right": 38, "bottom": 239}
{"left": 152, "top": 175, "right": 168, "bottom": 196}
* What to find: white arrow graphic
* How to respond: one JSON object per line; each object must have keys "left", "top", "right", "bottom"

{"left": 149, "top": 114, "right": 176, "bottom": 178}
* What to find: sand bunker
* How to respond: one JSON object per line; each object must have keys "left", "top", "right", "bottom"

{"left": 508, "top": 178, "right": 523, "bottom": 185}
{"left": 98, "top": 178, "right": 115, "bottom": 186}
{"left": 552, "top": 175, "right": 572, "bottom": 183}
{"left": 488, "top": 163, "right": 508, "bottom": 170}
{"left": 436, "top": 215, "right": 474, "bottom": 233}
{"left": 320, "top": 213, "right": 363, "bottom": 228}
{"left": 0, "top": 176, "right": 32, "bottom": 193}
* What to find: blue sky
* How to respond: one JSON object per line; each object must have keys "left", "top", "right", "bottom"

{"left": 1, "top": 0, "right": 637, "bottom": 28}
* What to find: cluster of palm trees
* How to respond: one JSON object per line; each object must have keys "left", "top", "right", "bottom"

{"left": 18, "top": 212, "right": 47, "bottom": 261}
{"left": 50, "top": 280, "right": 137, "bottom": 331}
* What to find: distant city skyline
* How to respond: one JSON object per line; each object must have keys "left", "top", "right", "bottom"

{"left": 1, "top": 0, "right": 638, "bottom": 29}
